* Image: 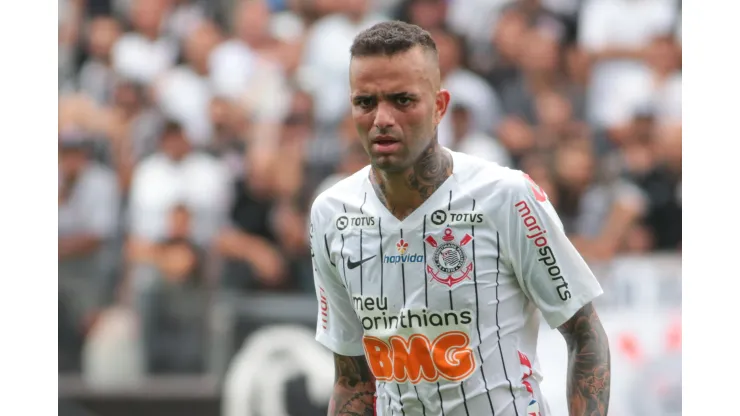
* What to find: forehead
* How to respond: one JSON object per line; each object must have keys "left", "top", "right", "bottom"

{"left": 350, "top": 48, "right": 437, "bottom": 94}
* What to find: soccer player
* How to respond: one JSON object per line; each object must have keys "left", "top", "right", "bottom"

{"left": 309, "top": 21, "right": 610, "bottom": 416}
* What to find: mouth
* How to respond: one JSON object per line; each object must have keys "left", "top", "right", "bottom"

{"left": 371, "top": 137, "right": 401, "bottom": 153}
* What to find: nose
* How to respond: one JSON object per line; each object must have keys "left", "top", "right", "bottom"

{"left": 373, "top": 101, "right": 396, "bottom": 132}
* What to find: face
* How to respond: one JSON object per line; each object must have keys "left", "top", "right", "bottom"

{"left": 349, "top": 47, "right": 450, "bottom": 173}
{"left": 184, "top": 23, "right": 222, "bottom": 74}
{"left": 520, "top": 31, "right": 559, "bottom": 73}
{"left": 535, "top": 92, "right": 571, "bottom": 130}
{"left": 554, "top": 146, "right": 594, "bottom": 189}
{"left": 409, "top": 0, "right": 446, "bottom": 30}
{"left": 131, "top": 0, "right": 168, "bottom": 36}
{"left": 235, "top": 0, "right": 270, "bottom": 44}
{"left": 59, "top": 148, "right": 87, "bottom": 176}
{"left": 87, "top": 17, "right": 121, "bottom": 59}
{"left": 431, "top": 30, "right": 461, "bottom": 77}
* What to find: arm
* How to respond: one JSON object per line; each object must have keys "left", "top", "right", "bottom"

{"left": 329, "top": 354, "right": 376, "bottom": 416}
{"left": 558, "top": 303, "right": 611, "bottom": 416}
{"left": 59, "top": 234, "right": 103, "bottom": 259}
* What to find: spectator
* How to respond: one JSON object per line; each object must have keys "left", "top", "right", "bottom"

{"left": 112, "top": 0, "right": 178, "bottom": 85}
{"left": 164, "top": 0, "right": 209, "bottom": 43}
{"left": 533, "top": 90, "right": 590, "bottom": 150}
{"left": 215, "top": 155, "right": 288, "bottom": 292}
{"left": 430, "top": 28, "right": 504, "bottom": 149}
{"left": 78, "top": 16, "right": 123, "bottom": 105}
{"left": 128, "top": 121, "right": 232, "bottom": 248}
{"left": 207, "top": 97, "right": 250, "bottom": 180}
{"left": 552, "top": 143, "right": 647, "bottom": 261}
{"left": 495, "top": 115, "right": 536, "bottom": 168}
{"left": 578, "top": 0, "right": 678, "bottom": 131}
{"left": 629, "top": 122, "right": 682, "bottom": 250}
{"left": 396, "top": 0, "right": 448, "bottom": 30}
{"left": 448, "top": 103, "right": 512, "bottom": 167}
{"left": 154, "top": 20, "right": 224, "bottom": 147}
{"left": 208, "top": 0, "right": 292, "bottom": 135}
{"left": 59, "top": 131, "right": 120, "bottom": 354}
{"left": 124, "top": 204, "right": 208, "bottom": 373}
{"left": 599, "top": 34, "right": 682, "bottom": 146}
{"left": 499, "top": 29, "right": 583, "bottom": 123}
{"left": 300, "top": 0, "right": 387, "bottom": 129}
{"left": 485, "top": 7, "right": 529, "bottom": 90}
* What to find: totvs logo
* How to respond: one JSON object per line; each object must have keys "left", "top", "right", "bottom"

{"left": 362, "top": 331, "right": 476, "bottom": 384}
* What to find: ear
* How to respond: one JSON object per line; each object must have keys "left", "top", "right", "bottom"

{"left": 434, "top": 89, "right": 451, "bottom": 126}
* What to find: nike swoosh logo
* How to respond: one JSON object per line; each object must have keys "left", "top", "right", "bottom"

{"left": 347, "top": 255, "right": 377, "bottom": 270}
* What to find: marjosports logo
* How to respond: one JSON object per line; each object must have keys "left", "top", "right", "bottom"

{"left": 383, "top": 239, "right": 423, "bottom": 264}
{"left": 515, "top": 200, "right": 571, "bottom": 301}
{"left": 362, "top": 331, "right": 476, "bottom": 384}
{"left": 424, "top": 228, "right": 474, "bottom": 287}
{"left": 430, "top": 209, "right": 484, "bottom": 226}
{"left": 335, "top": 214, "right": 376, "bottom": 231}
{"left": 523, "top": 173, "right": 547, "bottom": 203}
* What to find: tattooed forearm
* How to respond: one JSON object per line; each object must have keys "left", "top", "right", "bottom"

{"left": 558, "top": 303, "right": 611, "bottom": 416}
{"left": 370, "top": 143, "right": 453, "bottom": 220}
{"left": 328, "top": 354, "right": 376, "bottom": 416}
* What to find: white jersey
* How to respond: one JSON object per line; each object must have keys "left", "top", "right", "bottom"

{"left": 310, "top": 150, "right": 603, "bottom": 416}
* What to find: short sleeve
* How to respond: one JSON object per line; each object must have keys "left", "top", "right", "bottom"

{"left": 80, "top": 167, "right": 120, "bottom": 239}
{"left": 498, "top": 172, "right": 603, "bottom": 329}
{"left": 310, "top": 200, "right": 365, "bottom": 356}
{"left": 578, "top": 0, "right": 612, "bottom": 51}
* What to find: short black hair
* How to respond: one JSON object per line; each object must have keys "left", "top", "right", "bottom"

{"left": 350, "top": 20, "right": 437, "bottom": 58}
{"left": 163, "top": 120, "right": 184, "bottom": 136}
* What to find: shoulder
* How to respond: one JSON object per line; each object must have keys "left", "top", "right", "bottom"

{"left": 310, "top": 166, "right": 371, "bottom": 223}
{"left": 451, "top": 150, "right": 529, "bottom": 196}
{"left": 451, "top": 151, "right": 548, "bottom": 218}
{"left": 81, "top": 163, "right": 118, "bottom": 193}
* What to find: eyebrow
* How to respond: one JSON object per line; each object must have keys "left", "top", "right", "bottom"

{"left": 352, "top": 92, "right": 418, "bottom": 101}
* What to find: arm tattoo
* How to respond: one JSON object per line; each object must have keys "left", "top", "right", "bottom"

{"left": 370, "top": 144, "right": 453, "bottom": 220}
{"left": 328, "top": 354, "right": 376, "bottom": 416}
{"left": 558, "top": 303, "right": 611, "bottom": 416}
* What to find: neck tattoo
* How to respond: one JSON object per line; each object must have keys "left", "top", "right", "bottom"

{"left": 370, "top": 145, "right": 453, "bottom": 221}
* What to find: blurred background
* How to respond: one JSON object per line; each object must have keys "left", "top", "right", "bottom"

{"left": 57, "top": 0, "right": 681, "bottom": 415}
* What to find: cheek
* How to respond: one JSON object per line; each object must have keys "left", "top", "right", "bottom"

{"left": 352, "top": 112, "right": 373, "bottom": 133}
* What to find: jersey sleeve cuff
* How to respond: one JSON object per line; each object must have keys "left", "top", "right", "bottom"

{"left": 542, "top": 288, "right": 604, "bottom": 330}
{"left": 315, "top": 332, "right": 366, "bottom": 357}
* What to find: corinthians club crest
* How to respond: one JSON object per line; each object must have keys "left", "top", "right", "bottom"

{"left": 425, "top": 228, "right": 474, "bottom": 288}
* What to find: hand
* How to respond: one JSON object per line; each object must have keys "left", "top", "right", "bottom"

{"left": 159, "top": 245, "right": 197, "bottom": 282}
{"left": 245, "top": 241, "right": 286, "bottom": 287}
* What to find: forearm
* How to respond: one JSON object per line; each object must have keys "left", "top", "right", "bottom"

{"left": 329, "top": 355, "right": 376, "bottom": 416}
{"left": 591, "top": 47, "right": 644, "bottom": 62}
{"left": 59, "top": 234, "right": 102, "bottom": 259}
{"left": 329, "top": 382, "right": 375, "bottom": 416}
{"left": 560, "top": 304, "right": 611, "bottom": 416}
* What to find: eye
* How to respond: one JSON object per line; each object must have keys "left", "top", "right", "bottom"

{"left": 396, "top": 96, "right": 412, "bottom": 106}
{"left": 355, "top": 97, "right": 375, "bottom": 109}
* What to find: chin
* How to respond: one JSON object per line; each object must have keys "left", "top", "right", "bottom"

{"left": 371, "top": 155, "right": 408, "bottom": 173}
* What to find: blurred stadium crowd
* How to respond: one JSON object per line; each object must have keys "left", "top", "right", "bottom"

{"left": 58, "top": 0, "right": 681, "bottom": 380}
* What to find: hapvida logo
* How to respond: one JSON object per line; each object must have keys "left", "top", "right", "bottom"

{"left": 384, "top": 239, "right": 424, "bottom": 264}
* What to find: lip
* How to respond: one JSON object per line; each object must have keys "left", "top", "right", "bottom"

{"left": 371, "top": 135, "right": 398, "bottom": 143}
{"left": 371, "top": 139, "right": 401, "bottom": 154}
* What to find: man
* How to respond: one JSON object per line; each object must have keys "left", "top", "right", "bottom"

{"left": 310, "top": 21, "right": 610, "bottom": 416}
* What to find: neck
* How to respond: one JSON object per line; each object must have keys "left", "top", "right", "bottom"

{"left": 370, "top": 144, "right": 453, "bottom": 220}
